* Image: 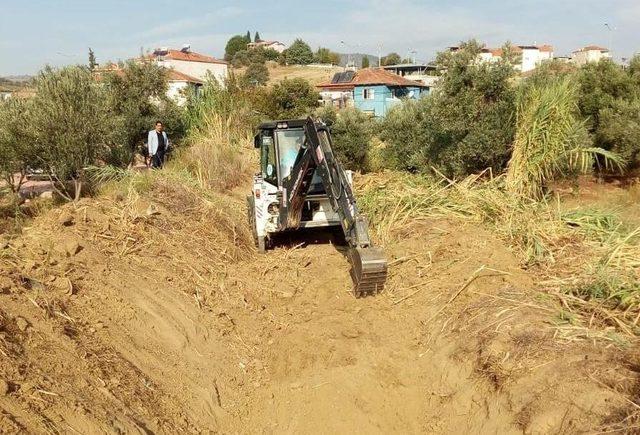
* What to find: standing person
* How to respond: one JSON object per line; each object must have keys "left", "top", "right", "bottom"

{"left": 147, "top": 121, "right": 170, "bottom": 169}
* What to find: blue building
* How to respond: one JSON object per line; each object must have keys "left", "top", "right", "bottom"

{"left": 318, "top": 68, "right": 427, "bottom": 117}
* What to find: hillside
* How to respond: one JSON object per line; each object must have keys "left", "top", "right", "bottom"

{"left": 0, "top": 171, "right": 638, "bottom": 433}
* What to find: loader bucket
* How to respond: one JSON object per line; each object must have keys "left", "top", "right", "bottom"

{"left": 349, "top": 246, "right": 388, "bottom": 297}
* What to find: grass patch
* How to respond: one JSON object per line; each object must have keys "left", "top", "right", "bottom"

{"left": 356, "top": 171, "right": 640, "bottom": 334}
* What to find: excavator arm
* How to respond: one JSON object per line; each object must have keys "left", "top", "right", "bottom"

{"left": 278, "top": 117, "right": 387, "bottom": 297}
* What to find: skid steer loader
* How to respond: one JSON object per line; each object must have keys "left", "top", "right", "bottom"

{"left": 248, "top": 117, "right": 387, "bottom": 297}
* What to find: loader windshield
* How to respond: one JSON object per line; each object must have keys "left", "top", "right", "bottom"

{"left": 276, "top": 129, "right": 304, "bottom": 180}
{"left": 275, "top": 128, "right": 324, "bottom": 193}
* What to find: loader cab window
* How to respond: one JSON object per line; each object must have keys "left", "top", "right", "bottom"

{"left": 275, "top": 129, "right": 304, "bottom": 181}
{"left": 275, "top": 128, "right": 324, "bottom": 193}
{"left": 260, "top": 134, "right": 277, "bottom": 185}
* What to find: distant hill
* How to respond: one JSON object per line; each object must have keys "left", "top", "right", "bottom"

{"left": 1, "top": 75, "right": 33, "bottom": 83}
{"left": 338, "top": 53, "right": 379, "bottom": 68}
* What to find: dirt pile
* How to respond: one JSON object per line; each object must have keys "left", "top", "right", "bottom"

{"left": 0, "top": 177, "right": 639, "bottom": 433}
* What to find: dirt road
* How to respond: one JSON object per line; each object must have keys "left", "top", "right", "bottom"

{"left": 1, "top": 183, "right": 638, "bottom": 433}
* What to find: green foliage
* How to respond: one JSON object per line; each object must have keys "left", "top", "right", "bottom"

{"left": 506, "top": 77, "right": 621, "bottom": 199}
{"left": 576, "top": 59, "right": 636, "bottom": 132}
{"left": 598, "top": 98, "right": 640, "bottom": 170}
{"left": 361, "top": 57, "right": 370, "bottom": 69}
{"left": 256, "top": 77, "right": 320, "bottom": 119}
{"left": 314, "top": 47, "right": 340, "bottom": 65}
{"left": 0, "top": 98, "right": 37, "bottom": 192}
{"left": 88, "top": 48, "right": 97, "bottom": 70}
{"left": 330, "top": 108, "right": 376, "bottom": 172}
{"left": 29, "top": 66, "right": 111, "bottom": 199}
{"left": 380, "top": 40, "right": 516, "bottom": 177}
{"left": 102, "top": 60, "right": 182, "bottom": 166}
{"left": 574, "top": 58, "right": 640, "bottom": 173}
{"left": 282, "top": 39, "right": 314, "bottom": 65}
{"left": 242, "top": 61, "right": 269, "bottom": 87}
{"left": 225, "top": 35, "right": 249, "bottom": 60}
{"left": 381, "top": 53, "right": 401, "bottom": 66}
{"left": 263, "top": 48, "right": 279, "bottom": 61}
{"left": 254, "top": 32, "right": 261, "bottom": 43}
{"left": 314, "top": 105, "right": 338, "bottom": 126}
{"left": 179, "top": 75, "right": 255, "bottom": 191}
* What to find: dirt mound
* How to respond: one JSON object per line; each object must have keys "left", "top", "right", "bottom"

{"left": 1, "top": 179, "right": 638, "bottom": 433}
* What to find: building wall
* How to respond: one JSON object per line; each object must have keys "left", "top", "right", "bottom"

{"left": 572, "top": 50, "right": 611, "bottom": 66}
{"left": 161, "top": 59, "right": 228, "bottom": 83}
{"left": 354, "top": 85, "right": 423, "bottom": 117}
{"left": 167, "top": 81, "right": 198, "bottom": 106}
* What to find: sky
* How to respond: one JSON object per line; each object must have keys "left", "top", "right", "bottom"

{"left": 0, "top": 0, "right": 638, "bottom": 75}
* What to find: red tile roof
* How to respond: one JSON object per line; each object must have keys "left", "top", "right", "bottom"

{"left": 153, "top": 49, "right": 227, "bottom": 65}
{"left": 537, "top": 44, "right": 554, "bottom": 53}
{"left": 578, "top": 45, "right": 609, "bottom": 52}
{"left": 317, "top": 68, "right": 426, "bottom": 89}
{"left": 166, "top": 69, "right": 203, "bottom": 84}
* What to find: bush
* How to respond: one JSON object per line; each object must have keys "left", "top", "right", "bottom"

{"left": 330, "top": 108, "right": 376, "bottom": 172}
{"left": 178, "top": 75, "right": 256, "bottom": 191}
{"left": 380, "top": 40, "right": 516, "bottom": 177}
{"left": 598, "top": 98, "right": 640, "bottom": 171}
{"left": 256, "top": 78, "right": 320, "bottom": 119}
{"left": 506, "top": 77, "right": 620, "bottom": 199}
{"left": 224, "top": 35, "right": 250, "bottom": 61}
{"left": 0, "top": 98, "right": 37, "bottom": 193}
{"left": 29, "top": 66, "right": 111, "bottom": 200}
{"left": 102, "top": 61, "right": 182, "bottom": 166}
{"left": 242, "top": 61, "right": 269, "bottom": 86}
{"left": 314, "top": 48, "right": 340, "bottom": 65}
{"left": 282, "top": 39, "right": 313, "bottom": 65}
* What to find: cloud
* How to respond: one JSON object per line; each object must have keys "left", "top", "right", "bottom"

{"left": 133, "top": 6, "right": 243, "bottom": 41}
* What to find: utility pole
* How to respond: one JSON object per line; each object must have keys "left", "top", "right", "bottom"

{"left": 604, "top": 23, "right": 616, "bottom": 59}
{"left": 378, "top": 43, "right": 383, "bottom": 67}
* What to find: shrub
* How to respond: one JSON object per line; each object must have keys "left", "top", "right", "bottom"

{"left": 380, "top": 40, "right": 516, "bottom": 177}
{"left": 178, "top": 76, "right": 255, "bottom": 191}
{"left": 224, "top": 35, "right": 250, "bottom": 60}
{"left": 29, "top": 66, "right": 111, "bottom": 200}
{"left": 598, "top": 98, "right": 640, "bottom": 171}
{"left": 242, "top": 61, "right": 269, "bottom": 86}
{"left": 282, "top": 39, "right": 313, "bottom": 65}
{"left": 329, "top": 108, "right": 376, "bottom": 172}
{"left": 102, "top": 61, "right": 182, "bottom": 166}
{"left": 0, "top": 98, "right": 37, "bottom": 193}
{"left": 314, "top": 48, "right": 340, "bottom": 65}
{"left": 506, "top": 77, "right": 621, "bottom": 199}
{"left": 256, "top": 77, "right": 320, "bottom": 119}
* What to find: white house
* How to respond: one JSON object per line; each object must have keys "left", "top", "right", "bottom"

{"left": 572, "top": 46, "right": 611, "bottom": 65}
{"left": 149, "top": 45, "right": 228, "bottom": 83}
{"left": 472, "top": 44, "right": 554, "bottom": 72}
{"left": 166, "top": 70, "right": 203, "bottom": 106}
{"left": 247, "top": 40, "right": 287, "bottom": 53}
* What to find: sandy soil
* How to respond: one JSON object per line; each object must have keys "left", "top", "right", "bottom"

{"left": 0, "top": 180, "right": 639, "bottom": 433}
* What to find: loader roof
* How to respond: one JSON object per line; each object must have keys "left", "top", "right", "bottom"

{"left": 257, "top": 119, "right": 328, "bottom": 131}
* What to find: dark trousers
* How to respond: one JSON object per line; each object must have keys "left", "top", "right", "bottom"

{"left": 151, "top": 149, "right": 165, "bottom": 169}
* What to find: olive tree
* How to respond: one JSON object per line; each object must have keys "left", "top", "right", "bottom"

{"left": 0, "top": 98, "right": 37, "bottom": 194}
{"left": 29, "top": 66, "right": 111, "bottom": 200}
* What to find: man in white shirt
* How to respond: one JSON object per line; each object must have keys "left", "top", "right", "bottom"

{"left": 147, "top": 121, "right": 170, "bottom": 169}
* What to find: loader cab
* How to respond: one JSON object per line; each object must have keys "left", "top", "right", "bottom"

{"left": 255, "top": 120, "right": 325, "bottom": 194}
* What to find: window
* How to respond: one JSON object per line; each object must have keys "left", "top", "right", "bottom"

{"left": 363, "top": 88, "right": 375, "bottom": 100}
{"left": 260, "top": 134, "right": 277, "bottom": 185}
{"left": 275, "top": 129, "right": 305, "bottom": 181}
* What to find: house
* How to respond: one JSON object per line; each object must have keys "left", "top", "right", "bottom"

{"left": 247, "top": 40, "right": 287, "bottom": 53}
{"left": 149, "top": 45, "right": 228, "bottom": 83}
{"left": 166, "top": 70, "right": 204, "bottom": 105}
{"left": 317, "top": 68, "right": 427, "bottom": 117}
{"left": 572, "top": 46, "right": 611, "bottom": 65}
{"left": 94, "top": 62, "right": 203, "bottom": 106}
{"left": 455, "top": 44, "right": 554, "bottom": 72}
{"left": 382, "top": 63, "right": 440, "bottom": 89}
{"left": 0, "top": 91, "right": 11, "bottom": 101}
